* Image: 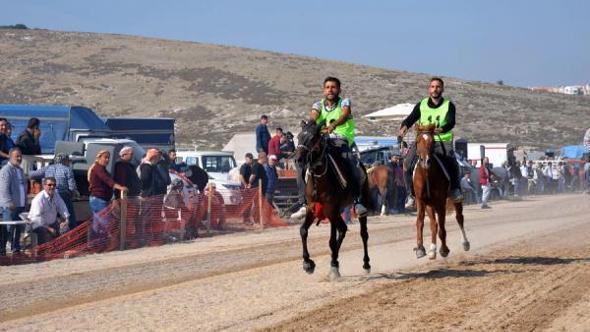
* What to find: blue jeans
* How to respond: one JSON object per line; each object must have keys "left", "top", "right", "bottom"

{"left": 89, "top": 196, "right": 109, "bottom": 214}
{"left": 1, "top": 206, "right": 26, "bottom": 253}
{"left": 89, "top": 196, "right": 110, "bottom": 237}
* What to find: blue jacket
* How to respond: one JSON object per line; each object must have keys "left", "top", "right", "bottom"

{"left": 256, "top": 124, "right": 271, "bottom": 153}
{"left": 264, "top": 164, "right": 278, "bottom": 195}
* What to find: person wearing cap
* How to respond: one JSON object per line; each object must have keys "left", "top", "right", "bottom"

{"left": 256, "top": 115, "right": 271, "bottom": 154}
{"left": 16, "top": 117, "right": 42, "bottom": 155}
{"left": 114, "top": 146, "right": 141, "bottom": 198}
{"left": 29, "top": 152, "right": 79, "bottom": 229}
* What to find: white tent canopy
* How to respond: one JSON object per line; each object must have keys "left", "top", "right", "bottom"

{"left": 364, "top": 103, "right": 414, "bottom": 122}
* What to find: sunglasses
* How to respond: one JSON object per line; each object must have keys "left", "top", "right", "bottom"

{"left": 45, "top": 183, "right": 56, "bottom": 187}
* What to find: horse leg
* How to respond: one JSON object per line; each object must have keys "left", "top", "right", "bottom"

{"left": 426, "top": 205, "right": 437, "bottom": 260}
{"left": 437, "top": 203, "right": 450, "bottom": 258}
{"left": 454, "top": 202, "right": 470, "bottom": 251}
{"left": 359, "top": 215, "right": 371, "bottom": 273}
{"left": 414, "top": 201, "right": 426, "bottom": 258}
{"left": 300, "top": 212, "right": 316, "bottom": 274}
{"left": 328, "top": 216, "right": 347, "bottom": 280}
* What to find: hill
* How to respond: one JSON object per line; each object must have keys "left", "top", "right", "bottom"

{"left": 0, "top": 29, "right": 588, "bottom": 151}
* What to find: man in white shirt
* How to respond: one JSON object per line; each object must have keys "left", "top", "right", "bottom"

{"left": 28, "top": 177, "right": 70, "bottom": 245}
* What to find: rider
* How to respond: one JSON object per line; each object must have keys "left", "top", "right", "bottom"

{"left": 399, "top": 77, "right": 463, "bottom": 208}
{"left": 291, "top": 76, "right": 368, "bottom": 219}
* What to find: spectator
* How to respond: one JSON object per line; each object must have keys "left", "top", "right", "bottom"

{"left": 202, "top": 182, "right": 226, "bottom": 229}
{"left": 156, "top": 150, "right": 172, "bottom": 190}
{"left": 239, "top": 153, "right": 254, "bottom": 189}
{"left": 279, "top": 131, "right": 295, "bottom": 156}
{"left": 264, "top": 155, "right": 279, "bottom": 204}
{"left": 5, "top": 122, "right": 15, "bottom": 151}
{"left": 584, "top": 156, "right": 590, "bottom": 193}
{"left": 0, "top": 148, "right": 27, "bottom": 255}
{"left": 250, "top": 152, "right": 268, "bottom": 194}
{"left": 556, "top": 162, "right": 565, "bottom": 193}
{"left": 387, "top": 154, "right": 405, "bottom": 213}
{"left": 16, "top": 117, "right": 42, "bottom": 155}
{"left": 267, "top": 128, "right": 283, "bottom": 159}
{"left": 29, "top": 153, "right": 79, "bottom": 230}
{"left": 479, "top": 157, "right": 492, "bottom": 209}
{"left": 543, "top": 162, "right": 555, "bottom": 194}
{"left": 0, "top": 118, "right": 10, "bottom": 165}
{"left": 139, "top": 148, "right": 169, "bottom": 197}
{"left": 167, "top": 149, "right": 186, "bottom": 173}
{"left": 186, "top": 164, "right": 208, "bottom": 192}
{"left": 139, "top": 148, "right": 168, "bottom": 244}
{"left": 28, "top": 177, "right": 70, "bottom": 245}
{"left": 88, "top": 150, "right": 128, "bottom": 221}
{"left": 461, "top": 171, "right": 479, "bottom": 204}
{"left": 255, "top": 115, "right": 271, "bottom": 154}
{"left": 113, "top": 146, "right": 142, "bottom": 198}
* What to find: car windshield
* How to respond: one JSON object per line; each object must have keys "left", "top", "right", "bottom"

{"left": 202, "top": 155, "right": 235, "bottom": 173}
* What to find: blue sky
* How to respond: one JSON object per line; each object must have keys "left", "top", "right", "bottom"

{"left": 3, "top": 0, "right": 589, "bottom": 87}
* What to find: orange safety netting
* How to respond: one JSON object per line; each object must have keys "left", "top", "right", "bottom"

{"left": 0, "top": 186, "right": 289, "bottom": 266}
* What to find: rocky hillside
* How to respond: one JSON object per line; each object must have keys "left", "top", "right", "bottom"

{"left": 1, "top": 29, "right": 588, "bottom": 151}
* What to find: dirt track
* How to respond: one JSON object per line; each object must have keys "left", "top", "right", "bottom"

{"left": 0, "top": 194, "right": 589, "bottom": 331}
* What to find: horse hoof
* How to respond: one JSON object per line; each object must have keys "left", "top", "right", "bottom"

{"left": 440, "top": 247, "right": 450, "bottom": 258}
{"left": 329, "top": 266, "right": 341, "bottom": 281}
{"left": 363, "top": 263, "right": 371, "bottom": 274}
{"left": 462, "top": 241, "right": 471, "bottom": 251}
{"left": 414, "top": 246, "right": 426, "bottom": 259}
{"left": 303, "top": 260, "right": 316, "bottom": 274}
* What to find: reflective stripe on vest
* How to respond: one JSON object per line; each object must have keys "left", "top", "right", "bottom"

{"left": 316, "top": 98, "right": 356, "bottom": 146}
{"left": 418, "top": 97, "right": 453, "bottom": 142}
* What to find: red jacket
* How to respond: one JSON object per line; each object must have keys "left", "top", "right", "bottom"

{"left": 268, "top": 135, "right": 281, "bottom": 157}
{"left": 479, "top": 166, "right": 490, "bottom": 186}
{"left": 89, "top": 164, "right": 116, "bottom": 200}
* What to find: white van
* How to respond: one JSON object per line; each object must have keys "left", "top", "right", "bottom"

{"left": 175, "top": 151, "right": 238, "bottom": 182}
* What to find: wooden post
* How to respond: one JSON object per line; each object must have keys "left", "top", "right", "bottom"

{"left": 119, "top": 191, "right": 128, "bottom": 251}
{"left": 258, "top": 179, "right": 264, "bottom": 229}
{"left": 206, "top": 184, "right": 212, "bottom": 235}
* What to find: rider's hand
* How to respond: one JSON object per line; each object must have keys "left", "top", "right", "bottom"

{"left": 434, "top": 128, "right": 443, "bottom": 134}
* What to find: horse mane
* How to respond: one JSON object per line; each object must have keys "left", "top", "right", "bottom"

{"left": 415, "top": 123, "right": 437, "bottom": 135}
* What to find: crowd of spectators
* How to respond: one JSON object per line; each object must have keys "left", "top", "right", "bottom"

{"left": 371, "top": 151, "right": 590, "bottom": 215}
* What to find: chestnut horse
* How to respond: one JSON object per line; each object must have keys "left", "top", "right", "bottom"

{"left": 295, "top": 121, "right": 372, "bottom": 280}
{"left": 368, "top": 165, "right": 390, "bottom": 215}
{"left": 413, "top": 124, "right": 470, "bottom": 259}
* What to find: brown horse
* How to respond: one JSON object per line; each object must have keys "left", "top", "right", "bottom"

{"left": 413, "top": 124, "right": 470, "bottom": 259}
{"left": 367, "top": 165, "right": 390, "bottom": 215}
{"left": 295, "top": 120, "right": 372, "bottom": 280}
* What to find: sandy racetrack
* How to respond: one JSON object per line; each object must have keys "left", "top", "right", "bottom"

{"left": 0, "top": 194, "right": 588, "bottom": 331}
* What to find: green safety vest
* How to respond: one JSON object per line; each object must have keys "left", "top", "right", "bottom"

{"left": 418, "top": 97, "right": 453, "bottom": 142}
{"left": 315, "top": 97, "right": 356, "bottom": 146}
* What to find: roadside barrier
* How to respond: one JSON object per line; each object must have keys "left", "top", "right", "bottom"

{"left": 0, "top": 185, "right": 289, "bottom": 266}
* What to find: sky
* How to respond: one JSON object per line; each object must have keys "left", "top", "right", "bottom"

{"left": 2, "top": 0, "right": 589, "bottom": 87}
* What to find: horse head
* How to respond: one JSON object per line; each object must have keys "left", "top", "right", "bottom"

{"left": 415, "top": 124, "right": 436, "bottom": 170}
{"left": 295, "top": 120, "right": 322, "bottom": 164}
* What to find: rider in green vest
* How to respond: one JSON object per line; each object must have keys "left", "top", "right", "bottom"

{"left": 290, "top": 76, "right": 368, "bottom": 219}
{"left": 399, "top": 77, "right": 463, "bottom": 209}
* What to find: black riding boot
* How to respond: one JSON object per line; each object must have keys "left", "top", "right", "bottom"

{"left": 448, "top": 155, "right": 464, "bottom": 202}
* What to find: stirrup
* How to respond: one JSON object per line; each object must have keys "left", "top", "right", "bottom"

{"left": 354, "top": 203, "right": 368, "bottom": 217}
